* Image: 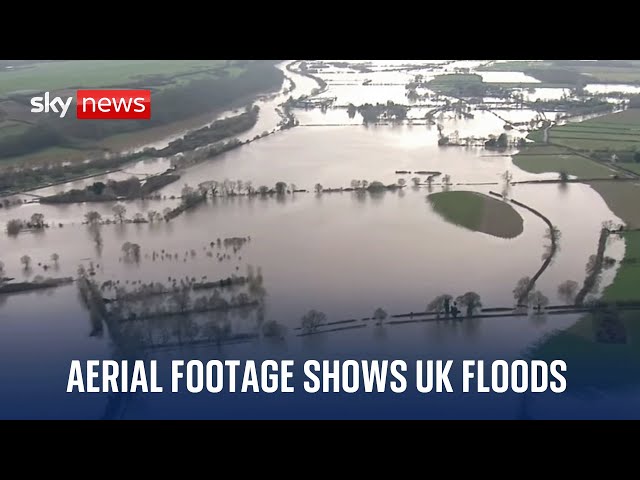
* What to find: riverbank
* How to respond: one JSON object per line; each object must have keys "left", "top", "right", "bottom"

{"left": 511, "top": 110, "right": 640, "bottom": 300}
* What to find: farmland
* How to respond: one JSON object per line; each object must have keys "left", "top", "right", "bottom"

{"left": 0, "top": 60, "right": 238, "bottom": 97}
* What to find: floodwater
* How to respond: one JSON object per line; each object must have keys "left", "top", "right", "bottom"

{"left": 585, "top": 83, "right": 640, "bottom": 94}
{"left": 0, "top": 60, "right": 638, "bottom": 419}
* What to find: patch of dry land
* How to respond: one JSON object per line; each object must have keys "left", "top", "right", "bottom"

{"left": 428, "top": 190, "right": 524, "bottom": 239}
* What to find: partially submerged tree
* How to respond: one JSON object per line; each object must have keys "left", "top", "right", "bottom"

{"left": 559, "top": 170, "right": 569, "bottom": 183}
{"left": 85, "top": 211, "right": 102, "bottom": 225}
{"left": 527, "top": 290, "right": 549, "bottom": 313}
{"left": 557, "top": 280, "right": 579, "bottom": 304}
{"left": 427, "top": 294, "right": 453, "bottom": 319}
{"left": 301, "top": 309, "right": 326, "bottom": 334}
{"left": 20, "top": 254, "right": 31, "bottom": 271}
{"left": 6, "top": 219, "right": 23, "bottom": 236}
{"left": 513, "top": 276, "right": 533, "bottom": 303}
{"left": 30, "top": 213, "right": 45, "bottom": 228}
{"left": 455, "top": 292, "right": 482, "bottom": 318}
{"left": 112, "top": 204, "right": 127, "bottom": 223}
{"left": 275, "top": 182, "right": 288, "bottom": 195}
{"left": 373, "top": 307, "right": 388, "bottom": 326}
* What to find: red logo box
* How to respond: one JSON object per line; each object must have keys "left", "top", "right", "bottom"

{"left": 76, "top": 89, "right": 151, "bottom": 120}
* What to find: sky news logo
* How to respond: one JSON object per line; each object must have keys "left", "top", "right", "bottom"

{"left": 30, "top": 90, "right": 151, "bottom": 120}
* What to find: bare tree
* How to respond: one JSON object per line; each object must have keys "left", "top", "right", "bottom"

{"left": 301, "top": 309, "right": 326, "bottom": 334}
{"left": 112, "top": 204, "right": 127, "bottom": 223}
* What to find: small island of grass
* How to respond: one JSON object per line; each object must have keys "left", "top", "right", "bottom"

{"left": 428, "top": 190, "right": 524, "bottom": 239}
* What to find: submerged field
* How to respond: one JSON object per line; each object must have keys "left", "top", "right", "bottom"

{"left": 427, "top": 190, "right": 523, "bottom": 239}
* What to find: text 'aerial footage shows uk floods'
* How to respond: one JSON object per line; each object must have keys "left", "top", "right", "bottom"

{"left": 1, "top": 60, "right": 640, "bottom": 419}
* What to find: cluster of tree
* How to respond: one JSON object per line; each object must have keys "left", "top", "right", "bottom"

{"left": 0, "top": 197, "right": 24, "bottom": 209}
{"left": 169, "top": 138, "right": 242, "bottom": 171}
{"left": 121, "top": 242, "right": 141, "bottom": 263}
{"left": 5, "top": 213, "right": 47, "bottom": 236}
{"left": 484, "top": 133, "right": 510, "bottom": 150}
{"left": 356, "top": 101, "right": 409, "bottom": 124}
{"left": 155, "top": 106, "right": 260, "bottom": 157}
{"left": 199, "top": 179, "right": 302, "bottom": 197}
{"left": 40, "top": 176, "right": 165, "bottom": 204}
{"left": 427, "top": 292, "right": 483, "bottom": 319}
{"left": 0, "top": 61, "right": 283, "bottom": 159}
{"left": 162, "top": 184, "right": 207, "bottom": 221}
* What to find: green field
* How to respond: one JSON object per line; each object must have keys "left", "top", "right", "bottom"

{"left": 0, "top": 120, "right": 28, "bottom": 139}
{"left": 620, "top": 163, "right": 640, "bottom": 174}
{"left": 428, "top": 190, "right": 523, "bottom": 239}
{"left": 480, "top": 60, "right": 640, "bottom": 84}
{"left": 547, "top": 111, "right": 640, "bottom": 151}
{"left": 588, "top": 181, "right": 640, "bottom": 229}
{"left": 602, "top": 231, "right": 640, "bottom": 301}
{"left": 429, "top": 73, "right": 483, "bottom": 84}
{"left": 513, "top": 150, "right": 614, "bottom": 178}
{"left": 0, "top": 60, "right": 237, "bottom": 97}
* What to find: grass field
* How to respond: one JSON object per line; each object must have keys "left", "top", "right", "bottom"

{"left": 480, "top": 60, "right": 640, "bottom": 84}
{"left": 588, "top": 181, "right": 640, "bottom": 228}
{"left": 513, "top": 150, "right": 614, "bottom": 178}
{"left": 547, "top": 110, "right": 640, "bottom": 151}
{"left": 0, "top": 146, "right": 92, "bottom": 168}
{"left": 0, "top": 120, "right": 28, "bottom": 139}
{"left": 428, "top": 190, "right": 523, "bottom": 239}
{"left": 620, "top": 163, "right": 640, "bottom": 174}
{"left": 0, "top": 60, "right": 237, "bottom": 97}
{"left": 602, "top": 231, "right": 640, "bottom": 301}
